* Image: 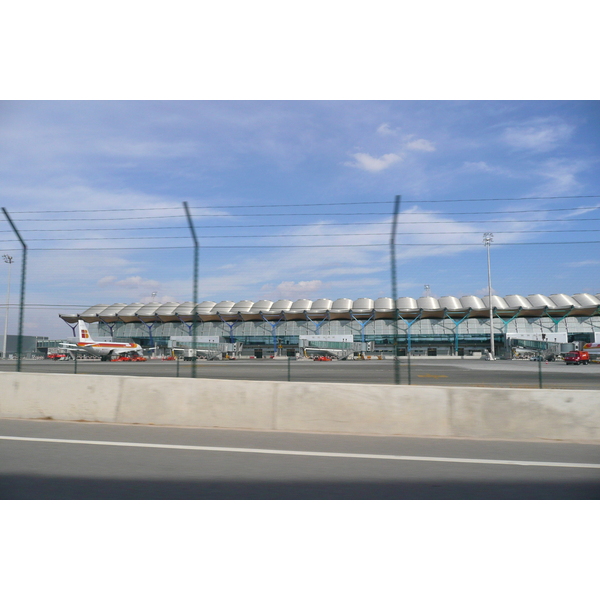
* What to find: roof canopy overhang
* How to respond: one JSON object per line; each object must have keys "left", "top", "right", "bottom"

{"left": 60, "top": 292, "right": 600, "bottom": 325}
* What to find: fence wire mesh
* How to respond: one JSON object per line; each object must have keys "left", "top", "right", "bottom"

{"left": 1, "top": 195, "right": 599, "bottom": 390}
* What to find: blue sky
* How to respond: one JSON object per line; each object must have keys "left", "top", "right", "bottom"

{"left": 0, "top": 100, "right": 598, "bottom": 337}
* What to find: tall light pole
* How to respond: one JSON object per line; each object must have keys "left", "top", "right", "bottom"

{"left": 483, "top": 233, "right": 495, "bottom": 360}
{"left": 2, "top": 255, "right": 13, "bottom": 359}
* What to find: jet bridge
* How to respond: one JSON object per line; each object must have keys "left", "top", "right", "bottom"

{"left": 299, "top": 335, "right": 372, "bottom": 360}
{"left": 168, "top": 336, "right": 242, "bottom": 360}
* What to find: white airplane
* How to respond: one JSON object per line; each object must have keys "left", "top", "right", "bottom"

{"left": 61, "top": 320, "right": 144, "bottom": 361}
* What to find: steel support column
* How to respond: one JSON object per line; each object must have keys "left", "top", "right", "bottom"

{"left": 66, "top": 321, "right": 78, "bottom": 338}
{"left": 350, "top": 309, "right": 375, "bottom": 345}
{"left": 259, "top": 312, "right": 287, "bottom": 355}
{"left": 97, "top": 316, "right": 116, "bottom": 338}
{"left": 217, "top": 313, "right": 243, "bottom": 344}
{"left": 397, "top": 309, "right": 423, "bottom": 354}
{"left": 175, "top": 314, "right": 194, "bottom": 336}
{"left": 444, "top": 308, "right": 472, "bottom": 355}
{"left": 304, "top": 311, "right": 330, "bottom": 335}
{"left": 136, "top": 315, "right": 157, "bottom": 351}
{"left": 543, "top": 306, "right": 574, "bottom": 333}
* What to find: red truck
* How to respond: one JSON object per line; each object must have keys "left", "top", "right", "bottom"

{"left": 564, "top": 350, "right": 590, "bottom": 365}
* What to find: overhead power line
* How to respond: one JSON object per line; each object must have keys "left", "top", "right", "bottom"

{"left": 0, "top": 303, "right": 91, "bottom": 309}
{"left": 3, "top": 214, "right": 600, "bottom": 234}
{"left": 416, "top": 195, "right": 600, "bottom": 203}
{"left": 3, "top": 216, "right": 600, "bottom": 238}
{"left": 8, "top": 206, "right": 600, "bottom": 222}
{"left": 7, "top": 194, "right": 600, "bottom": 214}
{"left": 9, "top": 201, "right": 392, "bottom": 213}
{"left": 2, "top": 228, "right": 600, "bottom": 243}
{"left": 5, "top": 206, "right": 600, "bottom": 223}
{"left": 1, "top": 241, "right": 599, "bottom": 251}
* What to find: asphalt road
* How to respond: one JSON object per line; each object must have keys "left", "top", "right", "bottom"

{"left": 2, "top": 357, "right": 599, "bottom": 389}
{"left": 1, "top": 419, "right": 598, "bottom": 499}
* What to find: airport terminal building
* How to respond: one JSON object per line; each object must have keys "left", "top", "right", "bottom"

{"left": 57, "top": 292, "right": 600, "bottom": 359}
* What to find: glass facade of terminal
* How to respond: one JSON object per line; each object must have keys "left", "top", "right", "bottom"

{"left": 86, "top": 316, "right": 600, "bottom": 357}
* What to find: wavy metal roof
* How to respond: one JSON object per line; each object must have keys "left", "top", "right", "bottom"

{"left": 59, "top": 292, "right": 600, "bottom": 324}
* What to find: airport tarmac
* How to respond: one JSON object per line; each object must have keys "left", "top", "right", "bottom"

{"left": 1, "top": 357, "right": 599, "bottom": 389}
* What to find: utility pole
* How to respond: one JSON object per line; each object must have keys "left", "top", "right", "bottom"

{"left": 2, "top": 255, "right": 13, "bottom": 359}
{"left": 483, "top": 233, "right": 495, "bottom": 360}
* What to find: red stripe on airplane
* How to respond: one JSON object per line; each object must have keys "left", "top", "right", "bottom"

{"left": 77, "top": 343, "right": 136, "bottom": 348}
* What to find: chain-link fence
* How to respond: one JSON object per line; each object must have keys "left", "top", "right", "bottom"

{"left": 2, "top": 197, "right": 599, "bottom": 389}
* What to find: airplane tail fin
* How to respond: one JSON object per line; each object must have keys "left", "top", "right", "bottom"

{"left": 77, "top": 320, "right": 95, "bottom": 343}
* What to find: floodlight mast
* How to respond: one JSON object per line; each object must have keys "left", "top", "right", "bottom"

{"left": 483, "top": 233, "right": 495, "bottom": 360}
{"left": 2, "top": 255, "right": 13, "bottom": 359}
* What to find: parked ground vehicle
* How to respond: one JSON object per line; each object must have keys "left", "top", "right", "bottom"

{"left": 564, "top": 350, "right": 590, "bottom": 365}
{"left": 529, "top": 354, "right": 556, "bottom": 362}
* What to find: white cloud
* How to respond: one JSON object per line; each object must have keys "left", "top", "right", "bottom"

{"left": 462, "top": 161, "right": 508, "bottom": 175}
{"left": 405, "top": 138, "right": 435, "bottom": 152}
{"left": 567, "top": 204, "right": 600, "bottom": 217}
{"left": 139, "top": 294, "right": 180, "bottom": 303}
{"left": 376, "top": 123, "right": 395, "bottom": 136}
{"left": 261, "top": 280, "right": 324, "bottom": 297}
{"left": 502, "top": 119, "right": 574, "bottom": 152}
{"left": 96, "top": 139, "right": 198, "bottom": 159}
{"left": 474, "top": 286, "right": 498, "bottom": 297}
{"left": 564, "top": 259, "right": 600, "bottom": 268}
{"left": 530, "top": 158, "right": 589, "bottom": 196}
{"left": 345, "top": 152, "right": 402, "bottom": 172}
{"left": 376, "top": 126, "right": 436, "bottom": 155}
{"left": 97, "top": 276, "right": 117, "bottom": 286}
{"left": 463, "top": 161, "right": 493, "bottom": 172}
{"left": 98, "top": 275, "right": 161, "bottom": 291}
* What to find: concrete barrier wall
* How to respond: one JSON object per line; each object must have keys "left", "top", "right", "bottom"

{"left": 1, "top": 372, "right": 599, "bottom": 442}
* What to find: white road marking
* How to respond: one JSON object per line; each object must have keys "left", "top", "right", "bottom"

{"left": 1, "top": 435, "right": 599, "bottom": 470}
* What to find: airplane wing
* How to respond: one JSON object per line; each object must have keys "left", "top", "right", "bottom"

{"left": 59, "top": 343, "right": 90, "bottom": 353}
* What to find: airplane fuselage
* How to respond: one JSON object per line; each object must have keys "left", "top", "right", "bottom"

{"left": 76, "top": 341, "right": 142, "bottom": 358}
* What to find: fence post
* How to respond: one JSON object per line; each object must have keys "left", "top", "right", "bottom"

{"left": 1, "top": 208, "right": 27, "bottom": 373}
{"left": 390, "top": 194, "right": 401, "bottom": 385}
{"left": 183, "top": 202, "right": 199, "bottom": 379}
